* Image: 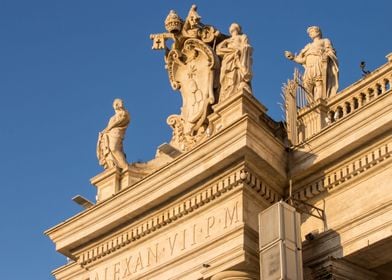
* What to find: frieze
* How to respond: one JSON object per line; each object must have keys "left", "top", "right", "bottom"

{"left": 78, "top": 167, "right": 279, "bottom": 267}
{"left": 88, "top": 199, "right": 241, "bottom": 279}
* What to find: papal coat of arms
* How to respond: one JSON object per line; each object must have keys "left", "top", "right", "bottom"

{"left": 151, "top": 5, "right": 253, "bottom": 152}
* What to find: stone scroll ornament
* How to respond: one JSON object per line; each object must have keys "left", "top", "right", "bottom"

{"left": 151, "top": 5, "right": 253, "bottom": 152}
{"left": 97, "top": 99, "right": 130, "bottom": 171}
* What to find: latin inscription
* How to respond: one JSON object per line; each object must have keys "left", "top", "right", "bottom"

{"left": 90, "top": 200, "right": 240, "bottom": 279}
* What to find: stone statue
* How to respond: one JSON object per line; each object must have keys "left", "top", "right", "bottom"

{"left": 216, "top": 23, "right": 253, "bottom": 100}
{"left": 97, "top": 99, "right": 130, "bottom": 170}
{"left": 285, "top": 26, "right": 339, "bottom": 100}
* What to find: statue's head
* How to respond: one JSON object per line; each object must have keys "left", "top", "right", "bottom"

{"left": 113, "top": 98, "right": 124, "bottom": 110}
{"left": 229, "top": 23, "right": 241, "bottom": 36}
{"left": 186, "top": 5, "right": 201, "bottom": 28}
{"left": 307, "top": 26, "right": 322, "bottom": 39}
{"left": 165, "top": 10, "right": 183, "bottom": 33}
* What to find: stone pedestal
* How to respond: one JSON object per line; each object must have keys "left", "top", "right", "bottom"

{"left": 90, "top": 167, "right": 121, "bottom": 202}
{"left": 297, "top": 99, "right": 328, "bottom": 141}
{"left": 120, "top": 165, "right": 151, "bottom": 189}
{"left": 91, "top": 164, "right": 157, "bottom": 202}
{"left": 210, "top": 91, "right": 267, "bottom": 134}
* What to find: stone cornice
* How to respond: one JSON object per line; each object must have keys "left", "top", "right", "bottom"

{"left": 52, "top": 261, "right": 86, "bottom": 280}
{"left": 76, "top": 167, "right": 280, "bottom": 267}
{"left": 77, "top": 167, "right": 246, "bottom": 266}
{"left": 45, "top": 113, "right": 286, "bottom": 258}
{"left": 242, "top": 169, "right": 281, "bottom": 203}
{"left": 45, "top": 116, "right": 250, "bottom": 254}
{"left": 293, "top": 139, "right": 392, "bottom": 201}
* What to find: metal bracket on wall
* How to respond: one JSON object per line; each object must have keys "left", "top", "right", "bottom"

{"left": 286, "top": 196, "right": 325, "bottom": 221}
{"left": 286, "top": 179, "right": 325, "bottom": 222}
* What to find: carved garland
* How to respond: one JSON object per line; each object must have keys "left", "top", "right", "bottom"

{"left": 293, "top": 141, "right": 392, "bottom": 201}
{"left": 78, "top": 168, "right": 280, "bottom": 266}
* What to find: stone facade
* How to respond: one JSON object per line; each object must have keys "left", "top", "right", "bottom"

{"left": 46, "top": 7, "right": 392, "bottom": 280}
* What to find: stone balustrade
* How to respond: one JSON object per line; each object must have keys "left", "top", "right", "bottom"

{"left": 327, "top": 59, "right": 392, "bottom": 124}
{"left": 294, "top": 54, "right": 392, "bottom": 143}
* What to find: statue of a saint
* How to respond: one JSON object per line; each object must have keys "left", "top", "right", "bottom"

{"left": 97, "top": 99, "right": 130, "bottom": 171}
{"left": 285, "top": 26, "right": 339, "bottom": 100}
{"left": 216, "top": 23, "right": 253, "bottom": 101}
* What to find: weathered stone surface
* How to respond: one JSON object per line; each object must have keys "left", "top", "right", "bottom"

{"left": 46, "top": 7, "right": 392, "bottom": 279}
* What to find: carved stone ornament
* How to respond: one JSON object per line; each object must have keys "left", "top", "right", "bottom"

{"left": 151, "top": 5, "right": 254, "bottom": 152}
{"left": 151, "top": 5, "right": 221, "bottom": 152}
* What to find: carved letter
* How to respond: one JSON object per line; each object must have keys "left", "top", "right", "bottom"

{"left": 181, "top": 229, "right": 186, "bottom": 250}
{"left": 113, "top": 262, "right": 120, "bottom": 280}
{"left": 92, "top": 272, "right": 100, "bottom": 280}
{"left": 168, "top": 233, "right": 178, "bottom": 256}
{"left": 147, "top": 243, "right": 159, "bottom": 267}
{"left": 90, "top": 268, "right": 108, "bottom": 280}
{"left": 191, "top": 224, "right": 197, "bottom": 246}
{"left": 104, "top": 267, "right": 108, "bottom": 280}
{"left": 133, "top": 252, "right": 144, "bottom": 273}
{"left": 206, "top": 216, "right": 215, "bottom": 238}
{"left": 122, "top": 256, "right": 132, "bottom": 278}
{"left": 224, "top": 201, "right": 239, "bottom": 228}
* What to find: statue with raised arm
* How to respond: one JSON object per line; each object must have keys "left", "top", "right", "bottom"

{"left": 216, "top": 23, "right": 253, "bottom": 101}
{"left": 97, "top": 99, "right": 130, "bottom": 171}
{"left": 285, "top": 26, "right": 339, "bottom": 101}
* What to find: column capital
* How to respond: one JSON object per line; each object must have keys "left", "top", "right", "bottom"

{"left": 211, "top": 270, "right": 258, "bottom": 280}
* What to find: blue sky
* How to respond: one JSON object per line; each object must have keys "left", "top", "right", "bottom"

{"left": 0, "top": 0, "right": 390, "bottom": 279}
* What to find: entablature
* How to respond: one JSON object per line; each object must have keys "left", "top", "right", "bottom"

{"left": 45, "top": 108, "right": 287, "bottom": 260}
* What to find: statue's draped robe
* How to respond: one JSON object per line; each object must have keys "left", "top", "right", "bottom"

{"left": 216, "top": 34, "right": 252, "bottom": 100}
{"left": 97, "top": 110, "right": 130, "bottom": 169}
{"left": 297, "top": 38, "right": 339, "bottom": 98}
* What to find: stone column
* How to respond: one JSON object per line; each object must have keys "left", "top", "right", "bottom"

{"left": 211, "top": 270, "right": 259, "bottom": 280}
